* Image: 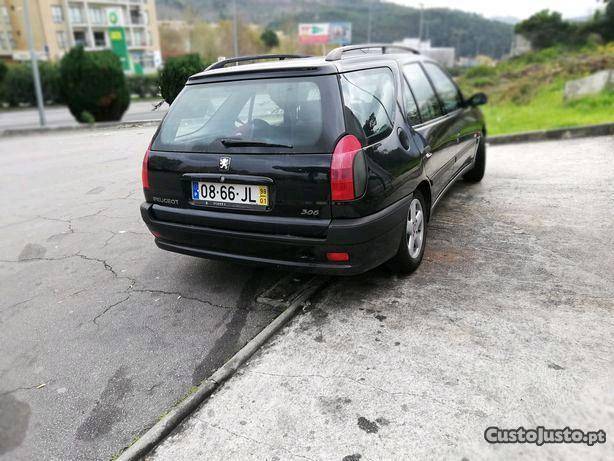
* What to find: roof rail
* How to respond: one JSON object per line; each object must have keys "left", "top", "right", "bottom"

{"left": 325, "top": 44, "right": 420, "bottom": 61}
{"left": 205, "top": 54, "right": 311, "bottom": 71}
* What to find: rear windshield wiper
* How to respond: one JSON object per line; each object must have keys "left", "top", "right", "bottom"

{"left": 220, "top": 138, "right": 293, "bottom": 149}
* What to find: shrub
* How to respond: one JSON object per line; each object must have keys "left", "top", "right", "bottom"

{"left": 59, "top": 46, "right": 130, "bottom": 122}
{"left": 0, "top": 60, "right": 6, "bottom": 102}
{"left": 260, "top": 29, "right": 279, "bottom": 49}
{"left": 158, "top": 54, "right": 205, "bottom": 105}
{"left": 464, "top": 65, "right": 497, "bottom": 79}
{"left": 3, "top": 65, "right": 29, "bottom": 107}
{"left": 2, "top": 62, "right": 62, "bottom": 106}
{"left": 127, "top": 74, "right": 159, "bottom": 98}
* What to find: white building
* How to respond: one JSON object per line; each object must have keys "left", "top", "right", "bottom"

{"left": 393, "top": 38, "right": 456, "bottom": 68}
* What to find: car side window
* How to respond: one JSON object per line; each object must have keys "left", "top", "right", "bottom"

{"left": 423, "top": 63, "right": 462, "bottom": 113}
{"left": 401, "top": 77, "right": 422, "bottom": 125}
{"left": 402, "top": 63, "right": 442, "bottom": 122}
{"left": 340, "top": 67, "right": 396, "bottom": 144}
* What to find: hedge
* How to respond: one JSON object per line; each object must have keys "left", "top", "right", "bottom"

{"left": 159, "top": 54, "right": 209, "bottom": 105}
{"left": 1, "top": 62, "right": 62, "bottom": 107}
{"left": 59, "top": 46, "right": 130, "bottom": 122}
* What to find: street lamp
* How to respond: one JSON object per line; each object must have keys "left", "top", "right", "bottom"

{"left": 22, "top": 0, "right": 46, "bottom": 127}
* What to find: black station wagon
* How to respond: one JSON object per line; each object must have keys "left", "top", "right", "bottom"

{"left": 141, "top": 44, "right": 487, "bottom": 275}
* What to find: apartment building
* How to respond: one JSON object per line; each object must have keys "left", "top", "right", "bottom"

{"left": 0, "top": 0, "right": 161, "bottom": 73}
{"left": 0, "top": 0, "right": 13, "bottom": 58}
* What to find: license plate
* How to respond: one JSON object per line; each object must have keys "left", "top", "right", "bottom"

{"left": 191, "top": 181, "right": 269, "bottom": 209}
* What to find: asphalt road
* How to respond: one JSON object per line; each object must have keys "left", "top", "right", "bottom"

{"left": 0, "top": 127, "right": 306, "bottom": 460}
{"left": 0, "top": 100, "right": 168, "bottom": 131}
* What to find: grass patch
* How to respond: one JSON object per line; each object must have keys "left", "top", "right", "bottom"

{"left": 482, "top": 85, "right": 614, "bottom": 135}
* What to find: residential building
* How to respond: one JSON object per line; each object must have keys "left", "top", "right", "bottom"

{"left": 0, "top": 0, "right": 13, "bottom": 58}
{"left": 0, "top": 0, "right": 161, "bottom": 73}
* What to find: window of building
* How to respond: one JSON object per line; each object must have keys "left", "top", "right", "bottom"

{"left": 89, "top": 8, "right": 105, "bottom": 25}
{"left": 0, "top": 33, "right": 7, "bottom": 51}
{"left": 73, "top": 30, "right": 87, "bottom": 46}
{"left": 51, "top": 5, "right": 64, "bottom": 23}
{"left": 340, "top": 67, "right": 396, "bottom": 144}
{"left": 56, "top": 31, "right": 68, "bottom": 49}
{"left": 133, "top": 29, "right": 144, "bottom": 46}
{"left": 1, "top": 6, "right": 10, "bottom": 23}
{"left": 93, "top": 31, "right": 106, "bottom": 47}
{"left": 403, "top": 63, "right": 442, "bottom": 122}
{"left": 130, "top": 9, "right": 142, "bottom": 25}
{"left": 69, "top": 5, "right": 84, "bottom": 24}
{"left": 422, "top": 63, "right": 462, "bottom": 113}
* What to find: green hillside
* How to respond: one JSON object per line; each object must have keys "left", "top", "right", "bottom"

{"left": 456, "top": 44, "right": 614, "bottom": 135}
{"left": 156, "top": 0, "right": 513, "bottom": 58}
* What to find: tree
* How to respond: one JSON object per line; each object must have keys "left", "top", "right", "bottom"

{"left": 260, "top": 29, "right": 279, "bottom": 49}
{"left": 593, "top": 0, "right": 614, "bottom": 42}
{"left": 59, "top": 46, "right": 130, "bottom": 122}
{"left": 515, "top": 10, "right": 574, "bottom": 50}
{"left": 158, "top": 54, "right": 205, "bottom": 105}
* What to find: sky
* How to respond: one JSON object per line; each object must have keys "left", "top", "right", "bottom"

{"left": 388, "top": 0, "right": 602, "bottom": 20}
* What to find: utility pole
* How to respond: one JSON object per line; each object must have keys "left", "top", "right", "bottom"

{"left": 23, "top": 0, "right": 46, "bottom": 127}
{"left": 232, "top": 0, "right": 239, "bottom": 57}
{"left": 367, "top": 0, "right": 373, "bottom": 43}
{"left": 418, "top": 3, "right": 424, "bottom": 41}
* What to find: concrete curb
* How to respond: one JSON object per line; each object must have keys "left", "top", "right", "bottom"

{"left": 0, "top": 119, "right": 161, "bottom": 137}
{"left": 487, "top": 122, "right": 614, "bottom": 145}
{"left": 115, "top": 276, "right": 330, "bottom": 461}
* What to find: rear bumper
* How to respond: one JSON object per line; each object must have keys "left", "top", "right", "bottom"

{"left": 140, "top": 197, "right": 410, "bottom": 275}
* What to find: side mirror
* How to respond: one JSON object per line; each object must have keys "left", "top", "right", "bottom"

{"left": 467, "top": 92, "right": 488, "bottom": 107}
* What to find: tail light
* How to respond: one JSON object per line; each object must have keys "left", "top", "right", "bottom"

{"left": 326, "top": 252, "right": 350, "bottom": 262}
{"left": 142, "top": 145, "right": 150, "bottom": 190}
{"left": 331, "top": 134, "right": 367, "bottom": 201}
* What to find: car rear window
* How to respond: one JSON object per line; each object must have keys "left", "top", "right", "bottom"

{"left": 153, "top": 75, "right": 344, "bottom": 154}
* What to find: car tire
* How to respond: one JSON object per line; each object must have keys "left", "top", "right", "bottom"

{"left": 387, "top": 191, "right": 427, "bottom": 275}
{"left": 463, "top": 134, "right": 486, "bottom": 183}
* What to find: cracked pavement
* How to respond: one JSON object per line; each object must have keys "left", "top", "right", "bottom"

{"left": 0, "top": 128, "right": 299, "bottom": 460}
{"left": 148, "top": 136, "right": 614, "bottom": 460}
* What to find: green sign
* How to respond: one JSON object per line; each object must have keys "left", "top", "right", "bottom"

{"left": 106, "top": 9, "right": 132, "bottom": 72}
{"left": 109, "top": 27, "right": 131, "bottom": 72}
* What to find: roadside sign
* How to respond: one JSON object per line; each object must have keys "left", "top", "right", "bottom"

{"left": 299, "top": 23, "right": 329, "bottom": 44}
{"left": 329, "top": 22, "right": 352, "bottom": 45}
{"left": 299, "top": 22, "right": 351, "bottom": 45}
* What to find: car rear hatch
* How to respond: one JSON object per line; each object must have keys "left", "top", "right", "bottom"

{"left": 144, "top": 73, "right": 345, "bottom": 238}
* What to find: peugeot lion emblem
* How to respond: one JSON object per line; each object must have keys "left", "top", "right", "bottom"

{"left": 219, "top": 156, "right": 231, "bottom": 171}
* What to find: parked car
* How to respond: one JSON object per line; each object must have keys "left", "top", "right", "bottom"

{"left": 140, "top": 44, "right": 487, "bottom": 275}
